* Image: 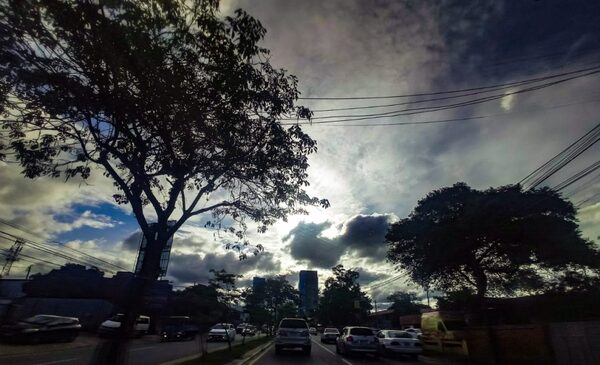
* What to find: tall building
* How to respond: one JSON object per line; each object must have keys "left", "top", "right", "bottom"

{"left": 252, "top": 276, "right": 266, "bottom": 291}
{"left": 134, "top": 221, "right": 175, "bottom": 278}
{"left": 298, "top": 270, "right": 318, "bottom": 317}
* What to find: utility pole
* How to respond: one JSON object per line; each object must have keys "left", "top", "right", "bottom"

{"left": 25, "top": 264, "right": 32, "bottom": 279}
{"left": 1, "top": 238, "right": 25, "bottom": 277}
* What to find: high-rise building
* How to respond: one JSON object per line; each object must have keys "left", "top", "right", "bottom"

{"left": 298, "top": 270, "right": 318, "bottom": 316}
{"left": 134, "top": 221, "right": 175, "bottom": 278}
{"left": 252, "top": 276, "right": 266, "bottom": 291}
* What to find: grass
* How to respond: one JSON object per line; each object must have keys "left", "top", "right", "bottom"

{"left": 179, "top": 336, "right": 271, "bottom": 365}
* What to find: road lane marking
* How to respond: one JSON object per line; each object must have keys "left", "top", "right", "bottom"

{"left": 312, "top": 339, "right": 353, "bottom": 365}
{"left": 33, "top": 359, "right": 78, "bottom": 365}
{"left": 130, "top": 346, "right": 157, "bottom": 352}
{"left": 246, "top": 343, "right": 273, "bottom": 365}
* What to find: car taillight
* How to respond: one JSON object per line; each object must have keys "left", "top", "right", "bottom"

{"left": 346, "top": 335, "right": 353, "bottom": 343}
{"left": 278, "top": 330, "right": 287, "bottom": 336}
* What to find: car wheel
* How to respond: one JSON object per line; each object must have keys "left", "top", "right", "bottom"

{"left": 335, "top": 344, "right": 341, "bottom": 354}
{"left": 303, "top": 346, "right": 311, "bottom": 355}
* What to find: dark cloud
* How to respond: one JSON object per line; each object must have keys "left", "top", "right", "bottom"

{"left": 283, "top": 222, "right": 345, "bottom": 269}
{"left": 283, "top": 214, "right": 394, "bottom": 267}
{"left": 338, "top": 214, "right": 393, "bottom": 261}
{"left": 356, "top": 269, "right": 388, "bottom": 287}
{"left": 167, "top": 251, "right": 281, "bottom": 285}
{"left": 121, "top": 231, "right": 143, "bottom": 251}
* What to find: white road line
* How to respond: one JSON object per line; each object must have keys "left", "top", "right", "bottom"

{"left": 246, "top": 343, "right": 273, "bottom": 365}
{"left": 312, "top": 339, "right": 353, "bottom": 365}
{"left": 33, "top": 359, "right": 78, "bottom": 365}
{"left": 129, "top": 346, "right": 157, "bottom": 352}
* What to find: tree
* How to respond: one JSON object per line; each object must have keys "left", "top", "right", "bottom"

{"left": 387, "top": 291, "right": 427, "bottom": 316}
{"left": 247, "top": 275, "right": 299, "bottom": 335}
{"left": 318, "top": 265, "right": 372, "bottom": 327}
{"left": 208, "top": 268, "right": 241, "bottom": 350}
{"left": 0, "top": 1, "right": 327, "bottom": 361}
{"left": 386, "top": 183, "right": 600, "bottom": 304}
{"left": 23, "top": 264, "right": 105, "bottom": 298}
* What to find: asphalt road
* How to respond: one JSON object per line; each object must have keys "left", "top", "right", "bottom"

{"left": 252, "top": 335, "right": 424, "bottom": 365}
{"left": 0, "top": 333, "right": 264, "bottom": 365}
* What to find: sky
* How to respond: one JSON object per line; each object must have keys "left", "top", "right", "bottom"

{"left": 1, "top": 0, "right": 600, "bottom": 304}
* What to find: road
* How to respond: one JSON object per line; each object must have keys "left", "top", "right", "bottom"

{"left": 0, "top": 333, "right": 264, "bottom": 365}
{"left": 253, "top": 334, "right": 425, "bottom": 365}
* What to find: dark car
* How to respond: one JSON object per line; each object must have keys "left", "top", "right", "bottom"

{"left": 160, "top": 316, "right": 197, "bottom": 342}
{"left": 0, "top": 314, "right": 81, "bottom": 344}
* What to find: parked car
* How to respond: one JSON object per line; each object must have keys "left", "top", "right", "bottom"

{"left": 159, "top": 316, "right": 197, "bottom": 342}
{"left": 0, "top": 314, "right": 81, "bottom": 344}
{"left": 236, "top": 323, "right": 248, "bottom": 334}
{"left": 336, "top": 326, "right": 379, "bottom": 357}
{"left": 376, "top": 330, "right": 422, "bottom": 359}
{"left": 275, "top": 318, "right": 311, "bottom": 355}
{"left": 98, "top": 314, "right": 150, "bottom": 338}
{"left": 309, "top": 327, "right": 317, "bottom": 335}
{"left": 321, "top": 327, "right": 340, "bottom": 343}
{"left": 207, "top": 323, "right": 236, "bottom": 342}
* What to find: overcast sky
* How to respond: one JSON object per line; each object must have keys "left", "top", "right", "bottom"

{"left": 1, "top": 0, "right": 600, "bottom": 303}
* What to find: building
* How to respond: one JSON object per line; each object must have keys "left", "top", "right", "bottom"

{"left": 134, "top": 221, "right": 175, "bottom": 278}
{"left": 252, "top": 276, "right": 266, "bottom": 291}
{"left": 298, "top": 270, "right": 318, "bottom": 317}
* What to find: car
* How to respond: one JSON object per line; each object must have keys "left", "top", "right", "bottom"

{"left": 98, "top": 314, "right": 150, "bottom": 338}
{"left": 236, "top": 323, "right": 247, "bottom": 334}
{"left": 207, "top": 323, "right": 236, "bottom": 342}
{"left": 376, "top": 330, "right": 422, "bottom": 359}
{"left": 321, "top": 327, "right": 340, "bottom": 343}
{"left": 403, "top": 327, "right": 422, "bottom": 339}
{"left": 275, "top": 318, "right": 311, "bottom": 355}
{"left": 309, "top": 327, "right": 317, "bottom": 335}
{"left": 159, "top": 316, "right": 198, "bottom": 342}
{"left": 0, "top": 314, "right": 81, "bottom": 344}
{"left": 242, "top": 325, "right": 256, "bottom": 336}
{"left": 336, "top": 326, "right": 379, "bottom": 357}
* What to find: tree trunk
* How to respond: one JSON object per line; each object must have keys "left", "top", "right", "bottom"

{"left": 91, "top": 228, "right": 168, "bottom": 365}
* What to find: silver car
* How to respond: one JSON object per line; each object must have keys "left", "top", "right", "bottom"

{"left": 321, "top": 327, "right": 340, "bottom": 343}
{"left": 275, "top": 318, "right": 311, "bottom": 355}
{"left": 376, "top": 330, "right": 422, "bottom": 359}
{"left": 336, "top": 326, "right": 379, "bottom": 357}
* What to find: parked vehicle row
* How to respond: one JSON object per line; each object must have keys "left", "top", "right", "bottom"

{"left": 0, "top": 314, "right": 81, "bottom": 344}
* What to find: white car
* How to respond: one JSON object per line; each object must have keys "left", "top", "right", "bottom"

{"left": 98, "top": 314, "right": 150, "bottom": 337}
{"left": 275, "top": 318, "right": 311, "bottom": 355}
{"left": 376, "top": 330, "right": 422, "bottom": 359}
{"left": 404, "top": 327, "right": 422, "bottom": 339}
{"left": 321, "top": 327, "right": 340, "bottom": 343}
{"left": 207, "top": 323, "right": 236, "bottom": 342}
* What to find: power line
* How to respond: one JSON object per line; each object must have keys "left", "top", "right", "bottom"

{"left": 576, "top": 191, "right": 600, "bottom": 208}
{"left": 553, "top": 160, "right": 600, "bottom": 192}
{"left": 288, "top": 98, "right": 600, "bottom": 128}
{"left": 0, "top": 231, "right": 119, "bottom": 274}
{"left": 297, "top": 63, "right": 600, "bottom": 100}
{"left": 0, "top": 218, "right": 127, "bottom": 271}
{"left": 519, "top": 123, "right": 600, "bottom": 190}
{"left": 283, "top": 69, "right": 600, "bottom": 125}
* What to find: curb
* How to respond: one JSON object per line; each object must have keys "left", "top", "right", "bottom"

{"left": 158, "top": 336, "right": 271, "bottom": 365}
{"left": 226, "top": 340, "right": 273, "bottom": 365}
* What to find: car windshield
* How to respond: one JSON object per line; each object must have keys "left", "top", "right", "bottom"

{"left": 108, "top": 314, "right": 124, "bottom": 322}
{"left": 211, "top": 324, "right": 228, "bottom": 329}
{"left": 324, "top": 328, "right": 339, "bottom": 333}
{"left": 279, "top": 319, "right": 307, "bottom": 329}
{"left": 350, "top": 328, "right": 374, "bottom": 336}
{"left": 388, "top": 331, "right": 413, "bottom": 338}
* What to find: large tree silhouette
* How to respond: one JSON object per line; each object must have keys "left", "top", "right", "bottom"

{"left": 386, "top": 183, "right": 599, "bottom": 302}
{"left": 0, "top": 1, "right": 326, "bottom": 362}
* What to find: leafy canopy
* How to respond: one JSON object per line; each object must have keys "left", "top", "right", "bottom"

{"left": 318, "top": 265, "right": 372, "bottom": 327}
{"left": 386, "top": 183, "right": 600, "bottom": 299}
{"left": 0, "top": 0, "right": 328, "bottom": 262}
